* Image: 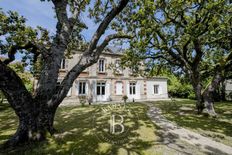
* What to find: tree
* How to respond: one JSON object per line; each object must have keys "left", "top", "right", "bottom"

{"left": 0, "top": 61, "right": 33, "bottom": 104}
{"left": 122, "top": 0, "right": 232, "bottom": 115}
{"left": 0, "top": 0, "right": 131, "bottom": 146}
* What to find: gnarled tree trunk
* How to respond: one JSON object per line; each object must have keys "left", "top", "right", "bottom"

{"left": 220, "top": 77, "right": 226, "bottom": 101}
{"left": 0, "top": 0, "right": 130, "bottom": 147}
{"left": 189, "top": 70, "right": 204, "bottom": 114}
{"left": 0, "top": 61, "right": 58, "bottom": 146}
{"left": 202, "top": 72, "right": 222, "bottom": 116}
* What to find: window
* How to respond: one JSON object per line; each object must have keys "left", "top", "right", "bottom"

{"left": 154, "top": 85, "right": 159, "bottom": 94}
{"left": 116, "top": 82, "right": 123, "bottom": 95}
{"left": 61, "top": 59, "right": 66, "bottom": 69}
{"left": 129, "top": 82, "right": 136, "bottom": 95}
{"left": 79, "top": 81, "right": 86, "bottom": 95}
{"left": 98, "top": 59, "right": 105, "bottom": 72}
{"left": 97, "top": 82, "right": 106, "bottom": 95}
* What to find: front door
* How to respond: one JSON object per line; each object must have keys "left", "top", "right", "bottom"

{"left": 96, "top": 82, "right": 107, "bottom": 101}
{"left": 127, "top": 82, "right": 140, "bottom": 100}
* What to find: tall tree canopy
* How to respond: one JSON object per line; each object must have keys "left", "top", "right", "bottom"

{"left": 0, "top": 0, "right": 132, "bottom": 146}
{"left": 122, "top": 0, "right": 232, "bottom": 115}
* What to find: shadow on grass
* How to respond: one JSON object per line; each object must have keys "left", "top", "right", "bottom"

{"left": 0, "top": 103, "right": 159, "bottom": 155}
{"left": 153, "top": 100, "right": 232, "bottom": 147}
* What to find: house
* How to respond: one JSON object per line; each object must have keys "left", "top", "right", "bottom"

{"left": 57, "top": 49, "right": 168, "bottom": 104}
{"left": 225, "top": 80, "right": 232, "bottom": 100}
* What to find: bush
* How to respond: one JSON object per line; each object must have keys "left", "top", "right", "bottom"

{"left": 188, "top": 92, "right": 196, "bottom": 100}
{"left": 122, "top": 95, "right": 128, "bottom": 103}
{"left": 168, "top": 80, "right": 193, "bottom": 98}
{"left": 78, "top": 96, "right": 87, "bottom": 106}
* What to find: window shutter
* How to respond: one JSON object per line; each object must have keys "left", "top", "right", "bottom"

{"left": 104, "top": 59, "right": 107, "bottom": 72}
{"left": 75, "top": 82, "right": 78, "bottom": 95}
{"left": 127, "top": 83, "right": 130, "bottom": 95}
{"left": 86, "top": 82, "right": 88, "bottom": 95}
{"left": 136, "top": 83, "right": 140, "bottom": 95}
{"left": 65, "top": 60, "right": 69, "bottom": 69}
{"left": 97, "top": 60, "right": 99, "bottom": 72}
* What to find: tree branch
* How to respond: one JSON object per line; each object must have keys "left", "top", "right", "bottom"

{"left": 0, "top": 60, "right": 33, "bottom": 115}
{"left": 52, "top": 0, "right": 70, "bottom": 46}
{"left": 95, "top": 33, "right": 132, "bottom": 56}
{"left": 3, "top": 42, "right": 40, "bottom": 65}
{"left": 87, "top": 0, "right": 129, "bottom": 52}
{"left": 49, "top": 0, "right": 129, "bottom": 107}
{"left": 192, "top": 39, "right": 203, "bottom": 68}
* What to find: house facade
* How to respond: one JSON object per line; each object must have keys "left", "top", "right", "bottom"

{"left": 56, "top": 49, "right": 168, "bottom": 104}
{"left": 226, "top": 80, "right": 232, "bottom": 100}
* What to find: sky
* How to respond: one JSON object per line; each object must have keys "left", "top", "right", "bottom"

{"left": 0, "top": 0, "right": 103, "bottom": 62}
{"left": 0, "top": 0, "right": 100, "bottom": 40}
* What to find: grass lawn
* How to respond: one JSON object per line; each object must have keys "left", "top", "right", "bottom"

{"left": 153, "top": 99, "right": 232, "bottom": 147}
{"left": 0, "top": 103, "right": 178, "bottom": 155}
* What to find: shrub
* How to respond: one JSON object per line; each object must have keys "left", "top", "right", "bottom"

{"left": 78, "top": 96, "right": 87, "bottom": 106}
{"left": 122, "top": 95, "right": 128, "bottom": 104}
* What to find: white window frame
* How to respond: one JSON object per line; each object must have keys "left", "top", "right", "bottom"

{"left": 154, "top": 85, "right": 159, "bottom": 94}
{"left": 97, "top": 82, "right": 106, "bottom": 95}
{"left": 78, "top": 81, "right": 86, "bottom": 95}
{"left": 129, "top": 82, "right": 136, "bottom": 95}
{"left": 98, "top": 59, "right": 105, "bottom": 72}
{"left": 61, "top": 59, "right": 66, "bottom": 69}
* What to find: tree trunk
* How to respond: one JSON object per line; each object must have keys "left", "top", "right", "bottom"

{"left": 4, "top": 103, "right": 58, "bottom": 147}
{"left": 202, "top": 72, "right": 222, "bottom": 116}
{"left": 193, "top": 83, "right": 204, "bottom": 114}
{"left": 189, "top": 70, "right": 204, "bottom": 114}
{"left": 0, "top": 0, "right": 130, "bottom": 148}
{"left": 220, "top": 77, "right": 226, "bottom": 101}
{"left": 0, "top": 61, "right": 58, "bottom": 147}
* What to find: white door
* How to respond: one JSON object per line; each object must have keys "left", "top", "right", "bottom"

{"left": 127, "top": 82, "right": 140, "bottom": 100}
{"left": 96, "top": 82, "right": 107, "bottom": 101}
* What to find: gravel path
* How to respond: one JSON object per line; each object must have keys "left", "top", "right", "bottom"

{"left": 146, "top": 102, "right": 232, "bottom": 155}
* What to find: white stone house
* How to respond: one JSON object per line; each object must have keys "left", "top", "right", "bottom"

{"left": 57, "top": 49, "right": 168, "bottom": 104}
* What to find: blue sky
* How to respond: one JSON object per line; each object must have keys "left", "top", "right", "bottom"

{"left": 0, "top": 0, "right": 56, "bottom": 32}
{"left": 0, "top": 0, "right": 106, "bottom": 41}
{"left": 0, "top": 0, "right": 103, "bottom": 61}
{"left": 0, "top": 0, "right": 126, "bottom": 62}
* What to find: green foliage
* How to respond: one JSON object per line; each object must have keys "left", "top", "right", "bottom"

{"left": 121, "top": 0, "right": 231, "bottom": 99}
{"left": 168, "top": 75, "right": 193, "bottom": 99}
{"left": 0, "top": 9, "right": 51, "bottom": 79}
{"left": 9, "top": 62, "right": 33, "bottom": 92}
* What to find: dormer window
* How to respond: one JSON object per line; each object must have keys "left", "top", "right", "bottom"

{"left": 98, "top": 59, "right": 105, "bottom": 72}
{"left": 115, "top": 60, "right": 123, "bottom": 74}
